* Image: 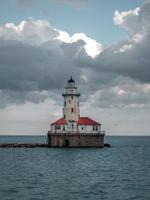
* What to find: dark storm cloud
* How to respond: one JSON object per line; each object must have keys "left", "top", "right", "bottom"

{"left": 93, "top": 35, "right": 150, "bottom": 83}
{"left": 0, "top": 40, "right": 81, "bottom": 91}
{"left": 0, "top": 90, "right": 50, "bottom": 108}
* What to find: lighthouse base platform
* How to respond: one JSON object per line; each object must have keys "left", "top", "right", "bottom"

{"left": 47, "top": 132, "right": 105, "bottom": 148}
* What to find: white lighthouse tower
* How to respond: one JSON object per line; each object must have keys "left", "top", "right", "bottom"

{"left": 62, "top": 77, "right": 80, "bottom": 122}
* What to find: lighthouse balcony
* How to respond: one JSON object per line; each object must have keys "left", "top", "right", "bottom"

{"left": 47, "top": 130, "right": 105, "bottom": 136}
{"left": 62, "top": 92, "right": 80, "bottom": 96}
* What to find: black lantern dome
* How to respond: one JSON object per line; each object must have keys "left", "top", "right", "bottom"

{"left": 68, "top": 76, "right": 75, "bottom": 83}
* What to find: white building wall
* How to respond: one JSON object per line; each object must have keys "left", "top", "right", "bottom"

{"left": 51, "top": 124, "right": 68, "bottom": 133}
{"left": 78, "top": 125, "right": 101, "bottom": 133}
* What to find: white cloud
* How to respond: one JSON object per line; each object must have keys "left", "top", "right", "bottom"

{"left": 0, "top": 20, "right": 59, "bottom": 45}
{"left": 113, "top": 8, "right": 140, "bottom": 26}
{"left": 132, "top": 33, "right": 143, "bottom": 43}
{"left": 118, "top": 44, "right": 132, "bottom": 53}
{"left": 0, "top": 19, "right": 102, "bottom": 59}
{"left": 57, "top": 30, "right": 70, "bottom": 42}
{"left": 57, "top": 32, "right": 103, "bottom": 58}
{"left": 71, "top": 33, "right": 103, "bottom": 58}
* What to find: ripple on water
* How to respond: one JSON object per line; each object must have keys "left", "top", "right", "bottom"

{"left": 0, "top": 136, "right": 150, "bottom": 200}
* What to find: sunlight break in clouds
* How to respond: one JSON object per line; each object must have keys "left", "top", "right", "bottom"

{"left": 1, "top": 19, "right": 102, "bottom": 58}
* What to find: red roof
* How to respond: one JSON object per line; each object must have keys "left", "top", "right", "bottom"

{"left": 51, "top": 118, "right": 68, "bottom": 125}
{"left": 77, "top": 117, "right": 101, "bottom": 126}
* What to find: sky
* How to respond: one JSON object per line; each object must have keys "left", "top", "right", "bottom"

{"left": 0, "top": 0, "right": 150, "bottom": 135}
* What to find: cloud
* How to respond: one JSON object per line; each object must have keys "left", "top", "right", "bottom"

{"left": 0, "top": 0, "right": 150, "bottom": 109}
{"left": 113, "top": 1, "right": 150, "bottom": 37}
{"left": 113, "top": 7, "right": 140, "bottom": 32}
{"left": 87, "top": 0, "right": 150, "bottom": 84}
{"left": 0, "top": 20, "right": 59, "bottom": 44}
{"left": 0, "top": 19, "right": 102, "bottom": 107}
{"left": 86, "top": 79, "right": 150, "bottom": 109}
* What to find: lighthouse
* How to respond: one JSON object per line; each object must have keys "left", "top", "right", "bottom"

{"left": 47, "top": 77, "right": 105, "bottom": 147}
{"left": 62, "top": 77, "right": 80, "bottom": 122}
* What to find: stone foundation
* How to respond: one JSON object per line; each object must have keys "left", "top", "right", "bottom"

{"left": 47, "top": 133, "right": 105, "bottom": 147}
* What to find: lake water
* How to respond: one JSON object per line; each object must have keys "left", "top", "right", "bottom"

{"left": 0, "top": 136, "right": 150, "bottom": 200}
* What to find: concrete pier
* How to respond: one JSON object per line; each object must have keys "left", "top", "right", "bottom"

{"left": 47, "top": 133, "right": 105, "bottom": 148}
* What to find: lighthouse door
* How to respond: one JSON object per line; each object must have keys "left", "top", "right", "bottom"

{"left": 65, "top": 139, "right": 69, "bottom": 147}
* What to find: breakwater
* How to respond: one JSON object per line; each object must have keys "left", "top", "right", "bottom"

{"left": 0, "top": 143, "right": 111, "bottom": 148}
{"left": 0, "top": 143, "right": 48, "bottom": 148}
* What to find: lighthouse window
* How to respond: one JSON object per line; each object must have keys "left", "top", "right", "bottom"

{"left": 55, "top": 125, "right": 61, "bottom": 130}
{"left": 71, "top": 108, "right": 73, "bottom": 113}
{"left": 93, "top": 126, "right": 97, "bottom": 131}
{"left": 64, "top": 101, "right": 66, "bottom": 106}
{"left": 69, "top": 99, "right": 71, "bottom": 103}
{"left": 71, "top": 96, "right": 73, "bottom": 100}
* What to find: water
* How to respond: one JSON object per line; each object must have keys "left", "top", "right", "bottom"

{"left": 0, "top": 136, "right": 150, "bottom": 200}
